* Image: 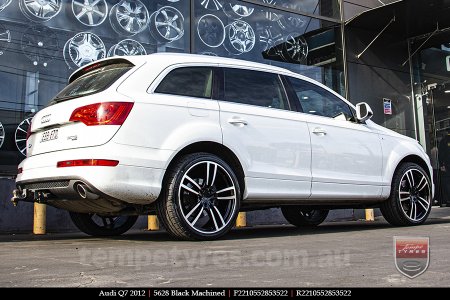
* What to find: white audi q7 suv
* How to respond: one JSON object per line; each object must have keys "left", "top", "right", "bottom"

{"left": 13, "top": 53, "right": 434, "bottom": 240}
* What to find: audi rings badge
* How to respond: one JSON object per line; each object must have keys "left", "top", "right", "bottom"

{"left": 109, "top": 0, "right": 149, "bottom": 36}
{"left": 197, "top": 14, "right": 225, "bottom": 48}
{"left": 0, "top": 0, "right": 11, "bottom": 13}
{"left": 72, "top": 0, "right": 108, "bottom": 27}
{"left": 0, "top": 121, "right": 5, "bottom": 150}
{"left": 108, "top": 39, "right": 146, "bottom": 58}
{"left": 21, "top": 25, "right": 59, "bottom": 67}
{"left": 149, "top": 6, "right": 185, "bottom": 43}
{"left": 0, "top": 23, "right": 10, "bottom": 56}
{"left": 223, "top": 4, "right": 254, "bottom": 19}
{"left": 224, "top": 20, "right": 255, "bottom": 55}
{"left": 63, "top": 32, "right": 106, "bottom": 69}
{"left": 200, "top": 0, "right": 224, "bottom": 11}
{"left": 15, "top": 117, "right": 32, "bottom": 156}
{"left": 19, "top": 0, "right": 62, "bottom": 22}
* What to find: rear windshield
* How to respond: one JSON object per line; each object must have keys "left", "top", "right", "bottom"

{"left": 53, "top": 63, "right": 133, "bottom": 102}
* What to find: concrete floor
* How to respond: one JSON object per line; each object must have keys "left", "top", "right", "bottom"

{"left": 1, "top": 208, "right": 450, "bottom": 287}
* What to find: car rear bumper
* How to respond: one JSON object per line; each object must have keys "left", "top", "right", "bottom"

{"left": 16, "top": 144, "right": 173, "bottom": 205}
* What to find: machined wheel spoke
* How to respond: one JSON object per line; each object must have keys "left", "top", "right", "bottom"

{"left": 213, "top": 205, "right": 226, "bottom": 226}
{"left": 417, "top": 198, "right": 429, "bottom": 211}
{"left": 217, "top": 196, "right": 236, "bottom": 200}
{"left": 184, "top": 175, "right": 201, "bottom": 191}
{"left": 418, "top": 196, "right": 430, "bottom": 209}
{"left": 409, "top": 202, "right": 416, "bottom": 220}
{"left": 185, "top": 202, "right": 202, "bottom": 219}
{"left": 216, "top": 186, "right": 234, "bottom": 194}
{"left": 400, "top": 196, "right": 410, "bottom": 202}
{"left": 206, "top": 162, "right": 210, "bottom": 185}
{"left": 417, "top": 175, "right": 429, "bottom": 191}
{"left": 406, "top": 170, "right": 415, "bottom": 187}
{"left": 210, "top": 163, "right": 217, "bottom": 186}
{"left": 190, "top": 207, "right": 204, "bottom": 226}
{"left": 181, "top": 184, "right": 199, "bottom": 195}
{"left": 209, "top": 208, "right": 219, "bottom": 231}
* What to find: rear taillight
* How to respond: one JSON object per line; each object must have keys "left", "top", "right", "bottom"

{"left": 17, "top": 167, "right": 23, "bottom": 174}
{"left": 69, "top": 102, "right": 134, "bottom": 126}
{"left": 57, "top": 159, "right": 119, "bottom": 168}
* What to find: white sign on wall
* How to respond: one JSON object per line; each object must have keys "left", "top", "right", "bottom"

{"left": 447, "top": 55, "right": 450, "bottom": 71}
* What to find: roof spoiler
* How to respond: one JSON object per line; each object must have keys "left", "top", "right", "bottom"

{"left": 68, "top": 58, "right": 134, "bottom": 83}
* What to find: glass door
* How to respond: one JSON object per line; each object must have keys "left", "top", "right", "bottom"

{"left": 429, "top": 87, "right": 450, "bottom": 206}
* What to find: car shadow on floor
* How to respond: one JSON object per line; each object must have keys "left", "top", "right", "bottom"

{"left": 2, "top": 217, "right": 449, "bottom": 243}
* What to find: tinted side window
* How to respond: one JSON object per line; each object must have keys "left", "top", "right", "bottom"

{"left": 223, "top": 68, "right": 289, "bottom": 110}
{"left": 155, "top": 67, "right": 213, "bottom": 98}
{"left": 288, "top": 77, "right": 354, "bottom": 121}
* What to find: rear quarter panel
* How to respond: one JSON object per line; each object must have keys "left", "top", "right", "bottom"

{"left": 113, "top": 62, "right": 223, "bottom": 168}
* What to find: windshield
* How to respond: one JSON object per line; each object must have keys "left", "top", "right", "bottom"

{"left": 53, "top": 63, "right": 133, "bottom": 102}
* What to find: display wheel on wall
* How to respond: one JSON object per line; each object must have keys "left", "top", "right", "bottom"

{"left": 0, "top": 22, "right": 10, "bottom": 56}
{"left": 19, "top": 0, "right": 62, "bottom": 22}
{"left": 262, "top": 0, "right": 282, "bottom": 22}
{"left": 15, "top": 117, "right": 32, "bottom": 156}
{"left": 72, "top": 0, "right": 108, "bottom": 27}
{"left": 21, "top": 25, "right": 59, "bottom": 67}
{"left": 282, "top": 34, "right": 308, "bottom": 63}
{"left": 109, "top": 0, "right": 149, "bottom": 36}
{"left": 199, "top": 51, "right": 218, "bottom": 56}
{"left": 200, "top": 0, "right": 224, "bottom": 11}
{"left": 197, "top": 14, "right": 225, "bottom": 48}
{"left": 63, "top": 32, "right": 106, "bottom": 69}
{"left": 277, "top": 15, "right": 306, "bottom": 32}
{"left": 107, "top": 39, "right": 146, "bottom": 57}
{"left": 0, "top": 0, "right": 11, "bottom": 13}
{"left": 224, "top": 20, "right": 255, "bottom": 55}
{"left": 258, "top": 25, "right": 283, "bottom": 53}
{"left": 0, "top": 121, "right": 5, "bottom": 149}
{"left": 149, "top": 6, "right": 185, "bottom": 44}
{"left": 223, "top": 4, "right": 254, "bottom": 19}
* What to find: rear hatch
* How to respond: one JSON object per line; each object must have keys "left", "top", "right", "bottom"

{"left": 27, "top": 59, "right": 137, "bottom": 157}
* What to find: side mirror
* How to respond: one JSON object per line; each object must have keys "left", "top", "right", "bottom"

{"left": 355, "top": 102, "right": 373, "bottom": 123}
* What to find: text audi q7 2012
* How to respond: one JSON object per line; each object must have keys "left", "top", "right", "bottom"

{"left": 13, "top": 53, "right": 434, "bottom": 240}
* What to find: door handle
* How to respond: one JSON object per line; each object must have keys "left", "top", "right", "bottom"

{"left": 228, "top": 118, "right": 248, "bottom": 126}
{"left": 312, "top": 128, "right": 327, "bottom": 135}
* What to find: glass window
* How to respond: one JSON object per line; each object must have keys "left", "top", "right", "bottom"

{"left": 288, "top": 77, "right": 353, "bottom": 121}
{"left": 155, "top": 67, "right": 213, "bottom": 99}
{"left": 223, "top": 68, "right": 289, "bottom": 110}
{"left": 0, "top": 1, "right": 191, "bottom": 175}
{"left": 252, "top": 0, "right": 341, "bottom": 19}
{"left": 54, "top": 63, "right": 133, "bottom": 102}
{"left": 193, "top": 0, "right": 345, "bottom": 96}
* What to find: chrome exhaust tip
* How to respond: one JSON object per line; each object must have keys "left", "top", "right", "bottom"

{"left": 76, "top": 183, "right": 99, "bottom": 200}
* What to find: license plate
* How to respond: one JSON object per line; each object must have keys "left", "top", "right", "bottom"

{"left": 40, "top": 129, "right": 59, "bottom": 143}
